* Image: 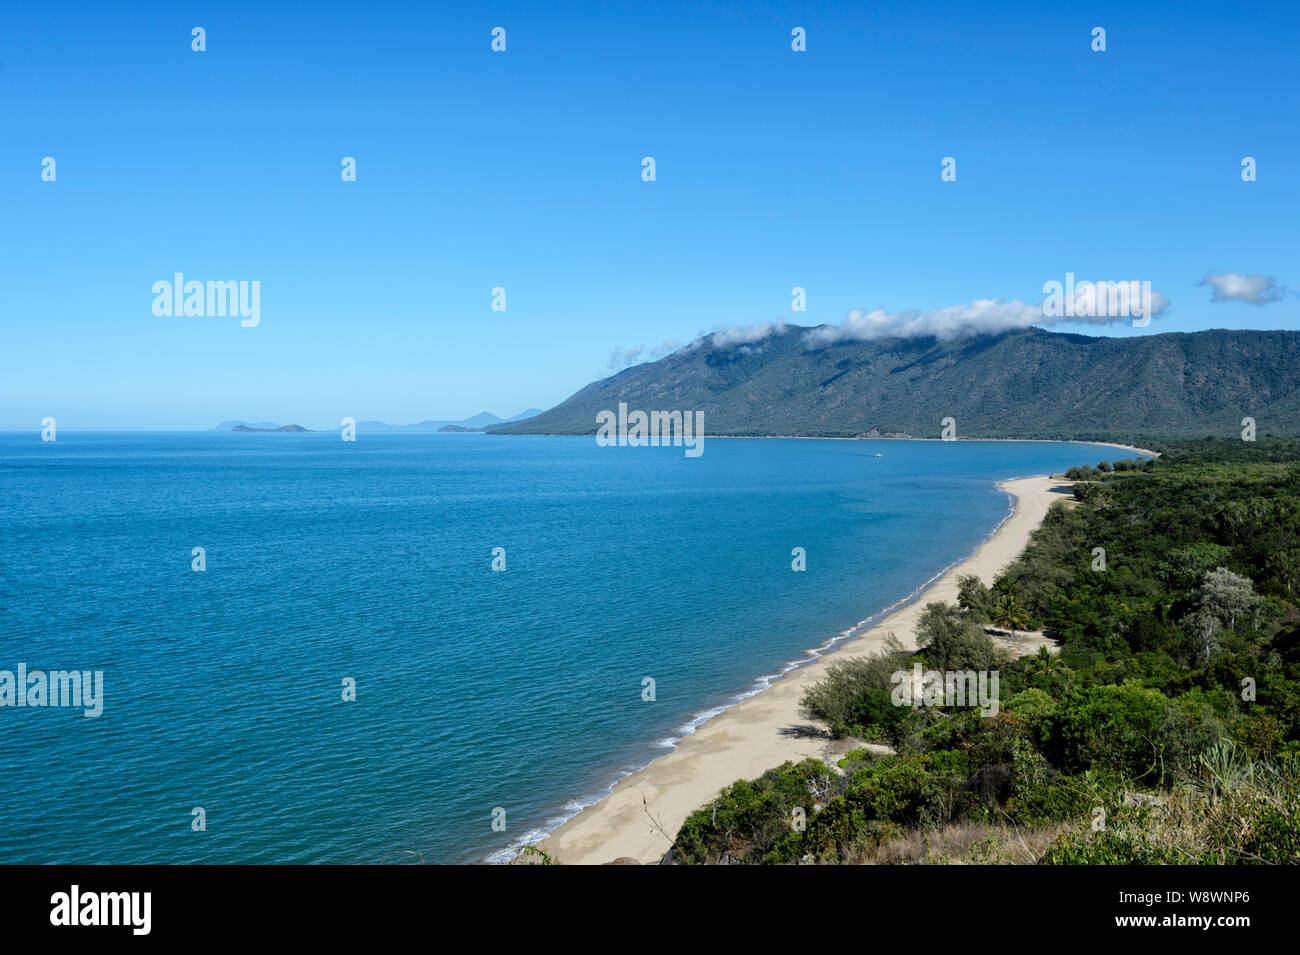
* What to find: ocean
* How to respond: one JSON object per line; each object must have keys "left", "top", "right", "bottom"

{"left": 0, "top": 432, "right": 1128, "bottom": 864}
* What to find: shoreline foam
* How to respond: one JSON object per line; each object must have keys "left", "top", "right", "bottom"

{"left": 525, "top": 474, "right": 1071, "bottom": 865}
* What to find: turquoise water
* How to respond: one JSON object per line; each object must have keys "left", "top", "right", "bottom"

{"left": 0, "top": 433, "right": 1124, "bottom": 864}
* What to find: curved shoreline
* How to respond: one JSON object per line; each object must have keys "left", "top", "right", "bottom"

{"left": 498, "top": 433, "right": 1163, "bottom": 462}
{"left": 490, "top": 486, "right": 1023, "bottom": 863}
{"left": 533, "top": 474, "right": 1071, "bottom": 865}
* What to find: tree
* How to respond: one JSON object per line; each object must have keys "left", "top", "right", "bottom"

{"left": 915, "top": 601, "right": 996, "bottom": 671}
{"left": 956, "top": 574, "right": 991, "bottom": 620}
{"left": 1194, "top": 567, "right": 1265, "bottom": 633}
{"left": 991, "top": 592, "right": 1029, "bottom": 639}
{"left": 1160, "top": 543, "right": 1233, "bottom": 590}
{"left": 1029, "top": 644, "right": 1058, "bottom": 674}
{"left": 1183, "top": 609, "right": 1223, "bottom": 666}
{"left": 1073, "top": 482, "right": 1114, "bottom": 508}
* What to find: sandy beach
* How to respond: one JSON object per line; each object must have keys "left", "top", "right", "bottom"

{"left": 1072, "top": 440, "right": 1161, "bottom": 460}
{"left": 536, "top": 474, "right": 1073, "bottom": 864}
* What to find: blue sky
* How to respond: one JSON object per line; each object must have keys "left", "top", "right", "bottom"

{"left": 2, "top": 1, "right": 1297, "bottom": 429}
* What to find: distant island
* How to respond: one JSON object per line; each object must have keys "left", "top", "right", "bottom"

{"left": 230, "top": 424, "right": 313, "bottom": 432}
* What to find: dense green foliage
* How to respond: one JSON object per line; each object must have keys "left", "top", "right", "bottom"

{"left": 667, "top": 438, "right": 1300, "bottom": 864}
{"left": 798, "top": 636, "right": 916, "bottom": 740}
{"left": 498, "top": 328, "right": 1300, "bottom": 440}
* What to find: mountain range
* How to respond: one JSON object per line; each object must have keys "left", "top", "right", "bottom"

{"left": 210, "top": 410, "right": 542, "bottom": 433}
{"left": 495, "top": 327, "right": 1300, "bottom": 441}
{"left": 339, "top": 410, "right": 543, "bottom": 432}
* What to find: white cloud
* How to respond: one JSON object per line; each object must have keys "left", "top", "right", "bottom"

{"left": 805, "top": 300, "right": 1042, "bottom": 345}
{"left": 607, "top": 339, "right": 684, "bottom": 371}
{"left": 695, "top": 280, "right": 1175, "bottom": 353}
{"left": 1198, "top": 273, "right": 1284, "bottom": 306}
{"left": 707, "top": 318, "right": 787, "bottom": 348}
{"left": 804, "top": 289, "right": 1169, "bottom": 347}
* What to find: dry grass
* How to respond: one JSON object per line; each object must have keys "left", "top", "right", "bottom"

{"left": 845, "top": 819, "right": 1076, "bottom": 865}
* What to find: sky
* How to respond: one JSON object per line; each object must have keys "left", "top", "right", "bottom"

{"left": 2, "top": 1, "right": 1297, "bottom": 430}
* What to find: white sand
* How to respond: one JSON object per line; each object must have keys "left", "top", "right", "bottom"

{"left": 536, "top": 475, "right": 1072, "bottom": 865}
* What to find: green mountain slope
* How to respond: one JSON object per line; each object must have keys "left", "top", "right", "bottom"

{"left": 496, "top": 327, "right": 1300, "bottom": 440}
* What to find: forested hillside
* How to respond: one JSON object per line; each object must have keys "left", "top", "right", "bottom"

{"left": 497, "top": 328, "right": 1300, "bottom": 441}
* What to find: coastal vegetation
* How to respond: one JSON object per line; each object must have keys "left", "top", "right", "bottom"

{"left": 666, "top": 438, "right": 1300, "bottom": 864}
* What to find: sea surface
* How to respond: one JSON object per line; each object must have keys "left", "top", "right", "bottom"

{"left": 0, "top": 432, "right": 1129, "bottom": 864}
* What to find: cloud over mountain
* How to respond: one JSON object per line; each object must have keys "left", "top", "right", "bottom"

{"left": 694, "top": 286, "right": 1169, "bottom": 349}
{"left": 708, "top": 319, "right": 788, "bottom": 348}
{"left": 607, "top": 340, "right": 685, "bottom": 371}
{"left": 806, "top": 300, "right": 1045, "bottom": 345}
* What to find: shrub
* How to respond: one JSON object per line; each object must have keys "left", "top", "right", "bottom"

{"left": 915, "top": 601, "right": 997, "bottom": 671}
{"left": 800, "top": 637, "right": 912, "bottom": 738}
{"left": 670, "top": 759, "right": 837, "bottom": 864}
{"left": 1044, "top": 683, "right": 1221, "bottom": 783}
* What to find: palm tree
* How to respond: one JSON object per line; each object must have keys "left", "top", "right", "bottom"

{"left": 991, "top": 592, "right": 1028, "bottom": 639}
{"left": 1030, "top": 644, "right": 1057, "bottom": 674}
